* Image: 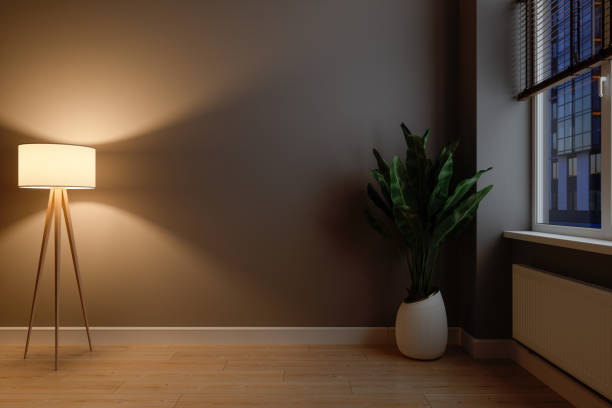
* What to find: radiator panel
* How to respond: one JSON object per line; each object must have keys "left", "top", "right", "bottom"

{"left": 513, "top": 264, "right": 612, "bottom": 400}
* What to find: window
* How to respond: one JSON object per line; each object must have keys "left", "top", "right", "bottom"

{"left": 532, "top": 0, "right": 610, "bottom": 238}
{"left": 590, "top": 152, "right": 601, "bottom": 175}
{"left": 534, "top": 69, "right": 607, "bottom": 234}
{"left": 567, "top": 156, "right": 577, "bottom": 177}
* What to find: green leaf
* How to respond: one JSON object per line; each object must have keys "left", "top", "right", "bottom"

{"left": 400, "top": 125, "right": 427, "bottom": 209}
{"left": 400, "top": 123, "right": 412, "bottom": 137}
{"left": 370, "top": 169, "right": 392, "bottom": 207}
{"left": 432, "top": 139, "right": 459, "bottom": 175}
{"left": 365, "top": 124, "right": 493, "bottom": 302}
{"left": 390, "top": 153, "right": 419, "bottom": 212}
{"left": 367, "top": 183, "right": 392, "bottom": 219}
{"left": 444, "top": 139, "right": 460, "bottom": 155}
{"left": 401, "top": 124, "right": 426, "bottom": 167}
{"left": 393, "top": 204, "right": 420, "bottom": 247}
{"left": 447, "top": 213, "right": 474, "bottom": 240}
{"left": 427, "top": 153, "right": 454, "bottom": 217}
{"left": 372, "top": 149, "right": 390, "bottom": 180}
{"left": 428, "top": 139, "right": 459, "bottom": 200}
{"left": 403, "top": 135, "right": 426, "bottom": 163}
{"left": 422, "top": 128, "right": 430, "bottom": 149}
{"left": 364, "top": 208, "right": 390, "bottom": 238}
{"left": 441, "top": 167, "right": 492, "bottom": 216}
{"left": 389, "top": 156, "right": 409, "bottom": 209}
{"left": 432, "top": 185, "right": 493, "bottom": 248}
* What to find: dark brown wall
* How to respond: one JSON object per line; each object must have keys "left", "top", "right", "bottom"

{"left": 474, "top": 0, "right": 532, "bottom": 338}
{"left": 510, "top": 241, "right": 612, "bottom": 291}
{"left": 458, "top": 0, "right": 531, "bottom": 339}
{"left": 455, "top": 0, "right": 478, "bottom": 337}
{"left": 0, "top": 1, "right": 461, "bottom": 326}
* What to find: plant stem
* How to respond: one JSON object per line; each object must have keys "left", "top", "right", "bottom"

{"left": 426, "top": 247, "right": 440, "bottom": 293}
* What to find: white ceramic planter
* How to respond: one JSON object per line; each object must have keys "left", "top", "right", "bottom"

{"left": 395, "top": 290, "right": 448, "bottom": 360}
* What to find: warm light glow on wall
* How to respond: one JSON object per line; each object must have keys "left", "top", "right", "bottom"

{"left": 0, "top": 2, "right": 275, "bottom": 145}
{"left": 18, "top": 144, "right": 96, "bottom": 189}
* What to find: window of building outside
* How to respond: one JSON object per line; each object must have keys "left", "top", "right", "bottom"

{"left": 534, "top": 0, "right": 607, "bottom": 235}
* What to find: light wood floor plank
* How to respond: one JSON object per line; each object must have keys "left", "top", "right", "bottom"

{"left": 0, "top": 345, "right": 571, "bottom": 407}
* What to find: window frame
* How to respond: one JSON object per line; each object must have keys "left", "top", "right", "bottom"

{"left": 532, "top": 61, "right": 611, "bottom": 240}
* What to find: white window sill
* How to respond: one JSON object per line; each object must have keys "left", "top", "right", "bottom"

{"left": 503, "top": 230, "right": 612, "bottom": 256}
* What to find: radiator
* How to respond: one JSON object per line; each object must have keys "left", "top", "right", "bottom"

{"left": 512, "top": 264, "right": 612, "bottom": 400}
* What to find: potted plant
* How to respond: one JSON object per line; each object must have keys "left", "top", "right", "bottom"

{"left": 365, "top": 124, "right": 492, "bottom": 359}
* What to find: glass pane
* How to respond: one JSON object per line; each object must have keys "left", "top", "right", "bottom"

{"left": 542, "top": 68, "right": 601, "bottom": 228}
{"left": 538, "top": 0, "right": 602, "bottom": 228}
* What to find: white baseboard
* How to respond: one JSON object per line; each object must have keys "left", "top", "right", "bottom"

{"left": 0, "top": 326, "right": 463, "bottom": 346}
{"left": 0, "top": 327, "right": 392, "bottom": 345}
{"left": 512, "top": 342, "right": 611, "bottom": 408}
{"left": 460, "top": 329, "right": 514, "bottom": 359}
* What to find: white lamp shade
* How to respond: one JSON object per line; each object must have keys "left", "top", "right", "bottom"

{"left": 18, "top": 144, "right": 96, "bottom": 189}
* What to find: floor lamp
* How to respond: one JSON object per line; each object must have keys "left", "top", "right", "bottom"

{"left": 18, "top": 144, "right": 96, "bottom": 370}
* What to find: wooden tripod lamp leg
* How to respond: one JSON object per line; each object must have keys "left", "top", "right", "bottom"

{"left": 61, "top": 189, "right": 93, "bottom": 351}
{"left": 24, "top": 187, "right": 93, "bottom": 369}
{"left": 24, "top": 190, "right": 56, "bottom": 359}
{"left": 54, "top": 188, "right": 62, "bottom": 371}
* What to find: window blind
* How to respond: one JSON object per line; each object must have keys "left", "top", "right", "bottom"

{"left": 517, "top": 0, "right": 611, "bottom": 100}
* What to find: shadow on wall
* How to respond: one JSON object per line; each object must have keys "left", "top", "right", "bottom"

{"left": 0, "top": 73, "right": 400, "bottom": 326}
{"left": 94, "top": 76, "right": 398, "bottom": 325}
{"left": 0, "top": 0, "right": 455, "bottom": 327}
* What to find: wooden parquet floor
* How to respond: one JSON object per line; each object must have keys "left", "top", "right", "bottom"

{"left": 0, "top": 345, "right": 572, "bottom": 407}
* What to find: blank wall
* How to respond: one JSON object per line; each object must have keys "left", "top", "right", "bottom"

{"left": 0, "top": 1, "right": 461, "bottom": 326}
